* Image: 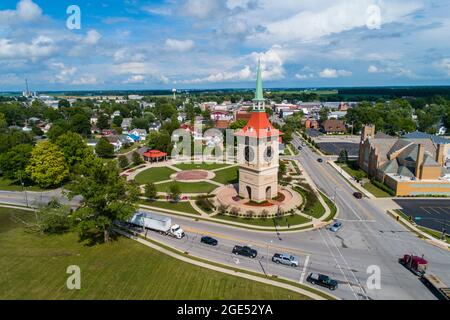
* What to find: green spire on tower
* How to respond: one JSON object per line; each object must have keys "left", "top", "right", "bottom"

{"left": 253, "top": 60, "right": 265, "bottom": 103}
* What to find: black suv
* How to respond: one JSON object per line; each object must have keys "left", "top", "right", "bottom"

{"left": 201, "top": 236, "right": 218, "bottom": 246}
{"left": 307, "top": 273, "right": 338, "bottom": 291}
{"left": 232, "top": 246, "right": 257, "bottom": 258}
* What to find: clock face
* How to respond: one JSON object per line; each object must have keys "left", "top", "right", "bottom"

{"left": 264, "top": 146, "right": 274, "bottom": 162}
{"left": 244, "top": 146, "right": 255, "bottom": 162}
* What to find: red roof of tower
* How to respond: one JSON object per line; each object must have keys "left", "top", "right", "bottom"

{"left": 235, "top": 111, "right": 282, "bottom": 138}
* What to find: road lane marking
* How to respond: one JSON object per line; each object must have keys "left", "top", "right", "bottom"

{"left": 183, "top": 226, "right": 312, "bottom": 256}
{"left": 318, "top": 228, "right": 358, "bottom": 300}
{"left": 299, "top": 255, "right": 310, "bottom": 283}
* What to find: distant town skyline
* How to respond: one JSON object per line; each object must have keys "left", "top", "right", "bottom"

{"left": 1, "top": 0, "right": 450, "bottom": 91}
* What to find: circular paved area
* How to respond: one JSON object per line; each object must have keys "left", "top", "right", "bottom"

{"left": 171, "top": 170, "right": 216, "bottom": 182}
{"left": 214, "top": 185, "right": 302, "bottom": 215}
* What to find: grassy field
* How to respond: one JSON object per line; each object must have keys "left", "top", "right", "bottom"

{"left": 212, "top": 166, "right": 239, "bottom": 185}
{"left": 363, "top": 182, "right": 392, "bottom": 198}
{"left": 156, "top": 181, "right": 218, "bottom": 194}
{"left": 0, "top": 207, "right": 308, "bottom": 300}
{"left": 214, "top": 214, "right": 310, "bottom": 227}
{"left": 140, "top": 200, "right": 201, "bottom": 215}
{"left": 173, "top": 163, "right": 231, "bottom": 171}
{"left": 134, "top": 167, "right": 176, "bottom": 185}
{"left": 0, "top": 177, "right": 50, "bottom": 192}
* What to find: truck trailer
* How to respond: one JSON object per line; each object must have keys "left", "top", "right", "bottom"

{"left": 421, "top": 274, "right": 450, "bottom": 301}
{"left": 129, "top": 211, "right": 185, "bottom": 239}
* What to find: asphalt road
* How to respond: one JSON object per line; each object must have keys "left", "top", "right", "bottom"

{"left": 127, "top": 135, "right": 450, "bottom": 300}
{"left": 1, "top": 132, "right": 449, "bottom": 300}
{"left": 394, "top": 199, "right": 450, "bottom": 233}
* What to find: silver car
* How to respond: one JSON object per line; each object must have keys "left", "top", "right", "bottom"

{"left": 272, "top": 253, "right": 299, "bottom": 267}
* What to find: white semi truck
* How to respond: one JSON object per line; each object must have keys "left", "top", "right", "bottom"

{"left": 129, "top": 211, "right": 185, "bottom": 239}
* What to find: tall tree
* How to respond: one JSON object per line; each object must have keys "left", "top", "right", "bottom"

{"left": 56, "top": 132, "right": 94, "bottom": 169}
{"left": 144, "top": 183, "right": 157, "bottom": 201}
{"left": 0, "top": 144, "right": 33, "bottom": 181}
{"left": 26, "top": 141, "right": 69, "bottom": 188}
{"left": 95, "top": 138, "right": 115, "bottom": 158}
{"left": 97, "top": 113, "right": 110, "bottom": 130}
{"left": 69, "top": 159, "right": 139, "bottom": 243}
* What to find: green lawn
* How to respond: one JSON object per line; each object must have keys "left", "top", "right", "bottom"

{"left": 0, "top": 208, "right": 307, "bottom": 300}
{"left": 214, "top": 214, "right": 310, "bottom": 227}
{"left": 140, "top": 200, "right": 201, "bottom": 215}
{"left": 338, "top": 161, "right": 367, "bottom": 178}
{"left": 134, "top": 167, "right": 176, "bottom": 185}
{"left": 212, "top": 167, "right": 239, "bottom": 185}
{"left": 173, "top": 163, "right": 231, "bottom": 171}
{"left": 0, "top": 177, "right": 51, "bottom": 192}
{"left": 363, "top": 182, "right": 392, "bottom": 198}
{"left": 156, "top": 181, "right": 218, "bottom": 194}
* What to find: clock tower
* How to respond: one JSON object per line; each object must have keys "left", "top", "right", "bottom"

{"left": 235, "top": 61, "right": 282, "bottom": 203}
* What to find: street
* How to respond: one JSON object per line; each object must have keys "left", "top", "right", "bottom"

{"left": 0, "top": 131, "right": 449, "bottom": 300}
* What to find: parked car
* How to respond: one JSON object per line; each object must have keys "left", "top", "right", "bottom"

{"left": 232, "top": 245, "right": 257, "bottom": 258}
{"left": 307, "top": 273, "right": 338, "bottom": 291}
{"left": 272, "top": 253, "right": 299, "bottom": 267}
{"left": 353, "top": 192, "right": 363, "bottom": 199}
{"left": 201, "top": 236, "right": 218, "bottom": 246}
{"left": 330, "top": 221, "right": 343, "bottom": 232}
{"left": 317, "top": 158, "right": 323, "bottom": 163}
{"left": 298, "top": 146, "right": 303, "bottom": 151}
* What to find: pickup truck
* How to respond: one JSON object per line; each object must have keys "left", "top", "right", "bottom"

{"left": 272, "top": 253, "right": 299, "bottom": 267}
{"left": 307, "top": 273, "right": 338, "bottom": 291}
{"left": 232, "top": 246, "right": 257, "bottom": 258}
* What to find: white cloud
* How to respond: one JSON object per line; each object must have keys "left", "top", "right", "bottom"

{"left": 438, "top": 58, "right": 450, "bottom": 76}
{"left": 0, "top": 0, "right": 42, "bottom": 24}
{"left": 182, "top": 0, "right": 224, "bottom": 19}
{"left": 247, "top": 0, "right": 423, "bottom": 43}
{"left": 368, "top": 65, "right": 382, "bottom": 73}
{"left": 84, "top": 30, "right": 102, "bottom": 45}
{"left": 165, "top": 39, "right": 195, "bottom": 52}
{"left": 183, "top": 65, "right": 253, "bottom": 84}
{"left": 50, "top": 62, "right": 77, "bottom": 83}
{"left": 295, "top": 73, "right": 314, "bottom": 80}
{"left": 142, "top": 6, "right": 173, "bottom": 16}
{"left": 72, "top": 75, "right": 98, "bottom": 85}
{"left": 0, "top": 36, "right": 56, "bottom": 60}
{"left": 319, "top": 68, "right": 352, "bottom": 78}
{"left": 124, "top": 75, "right": 146, "bottom": 84}
{"left": 250, "top": 45, "right": 287, "bottom": 80}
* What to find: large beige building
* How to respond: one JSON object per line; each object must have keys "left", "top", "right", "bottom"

{"left": 235, "top": 62, "right": 282, "bottom": 203}
{"left": 358, "top": 125, "right": 450, "bottom": 196}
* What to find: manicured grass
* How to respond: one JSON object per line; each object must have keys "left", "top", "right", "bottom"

{"left": 0, "top": 177, "right": 52, "bottom": 192}
{"left": 294, "top": 186, "right": 325, "bottom": 219}
{"left": 134, "top": 167, "right": 176, "bottom": 185}
{"left": 212, "top": 166, "right": 239, "bottom": 185}
{"left": 0, "top": 208, "right": 307, "bottom": 300}
{"left": 338, "top": 161, "right": 367, "bottom": 178}
{"left": 156, "top": 181, "right": 218, "bottom": 194}
{"left": 173, "top": 163, "right": 231, "bottom": 171}
{"left": 319, "top": 191, "right": 337, "bottom": 222}
{"left": 214, "top": 214, "right": 310, "bottom": 227}
{"left": 363, "top": 182, "right": 392, "bottom": 198}
{"left": 140, "top": 200, "right": 201, "bottom": 215}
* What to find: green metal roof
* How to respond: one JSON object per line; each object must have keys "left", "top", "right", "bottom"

{"left": 253, "top": 60, "right": 265, "bottom": 103}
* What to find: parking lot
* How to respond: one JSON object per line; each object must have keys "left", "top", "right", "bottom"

{"left": 316, "top": 142, "right": 360, "bottom": 157}
{"left": 394, "top": 199, "right": 450, "bottom": 232}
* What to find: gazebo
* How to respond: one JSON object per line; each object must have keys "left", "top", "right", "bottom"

{"left": 143, "top": 150, "right": 168, "bottom": 163}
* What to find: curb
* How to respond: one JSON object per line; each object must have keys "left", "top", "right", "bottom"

{"left": 115, "top": 227, "right": 338, "bottom": 301}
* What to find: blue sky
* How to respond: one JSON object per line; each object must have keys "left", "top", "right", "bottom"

{"left": 1, "top": 0, "right": 450, "bottom": 91}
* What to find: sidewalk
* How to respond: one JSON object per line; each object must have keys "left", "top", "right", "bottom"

{"left": 115, "top": 227, "right": 334, "bottom": 300}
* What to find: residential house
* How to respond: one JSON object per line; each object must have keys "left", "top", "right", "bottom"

{"left": 148, "top": 121, "right": 161, "bottom": 132}
{"left": 305, "top": 118, "right": 319, "bottom": 129}
{"left": 321, "top": 119, "right": 346, "bottom": 134}
{"left": 121, "top": 118, "right": 132, "bottom": 131}
{"left": 129, "top": 129, "right": 147, "bottom": 141}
